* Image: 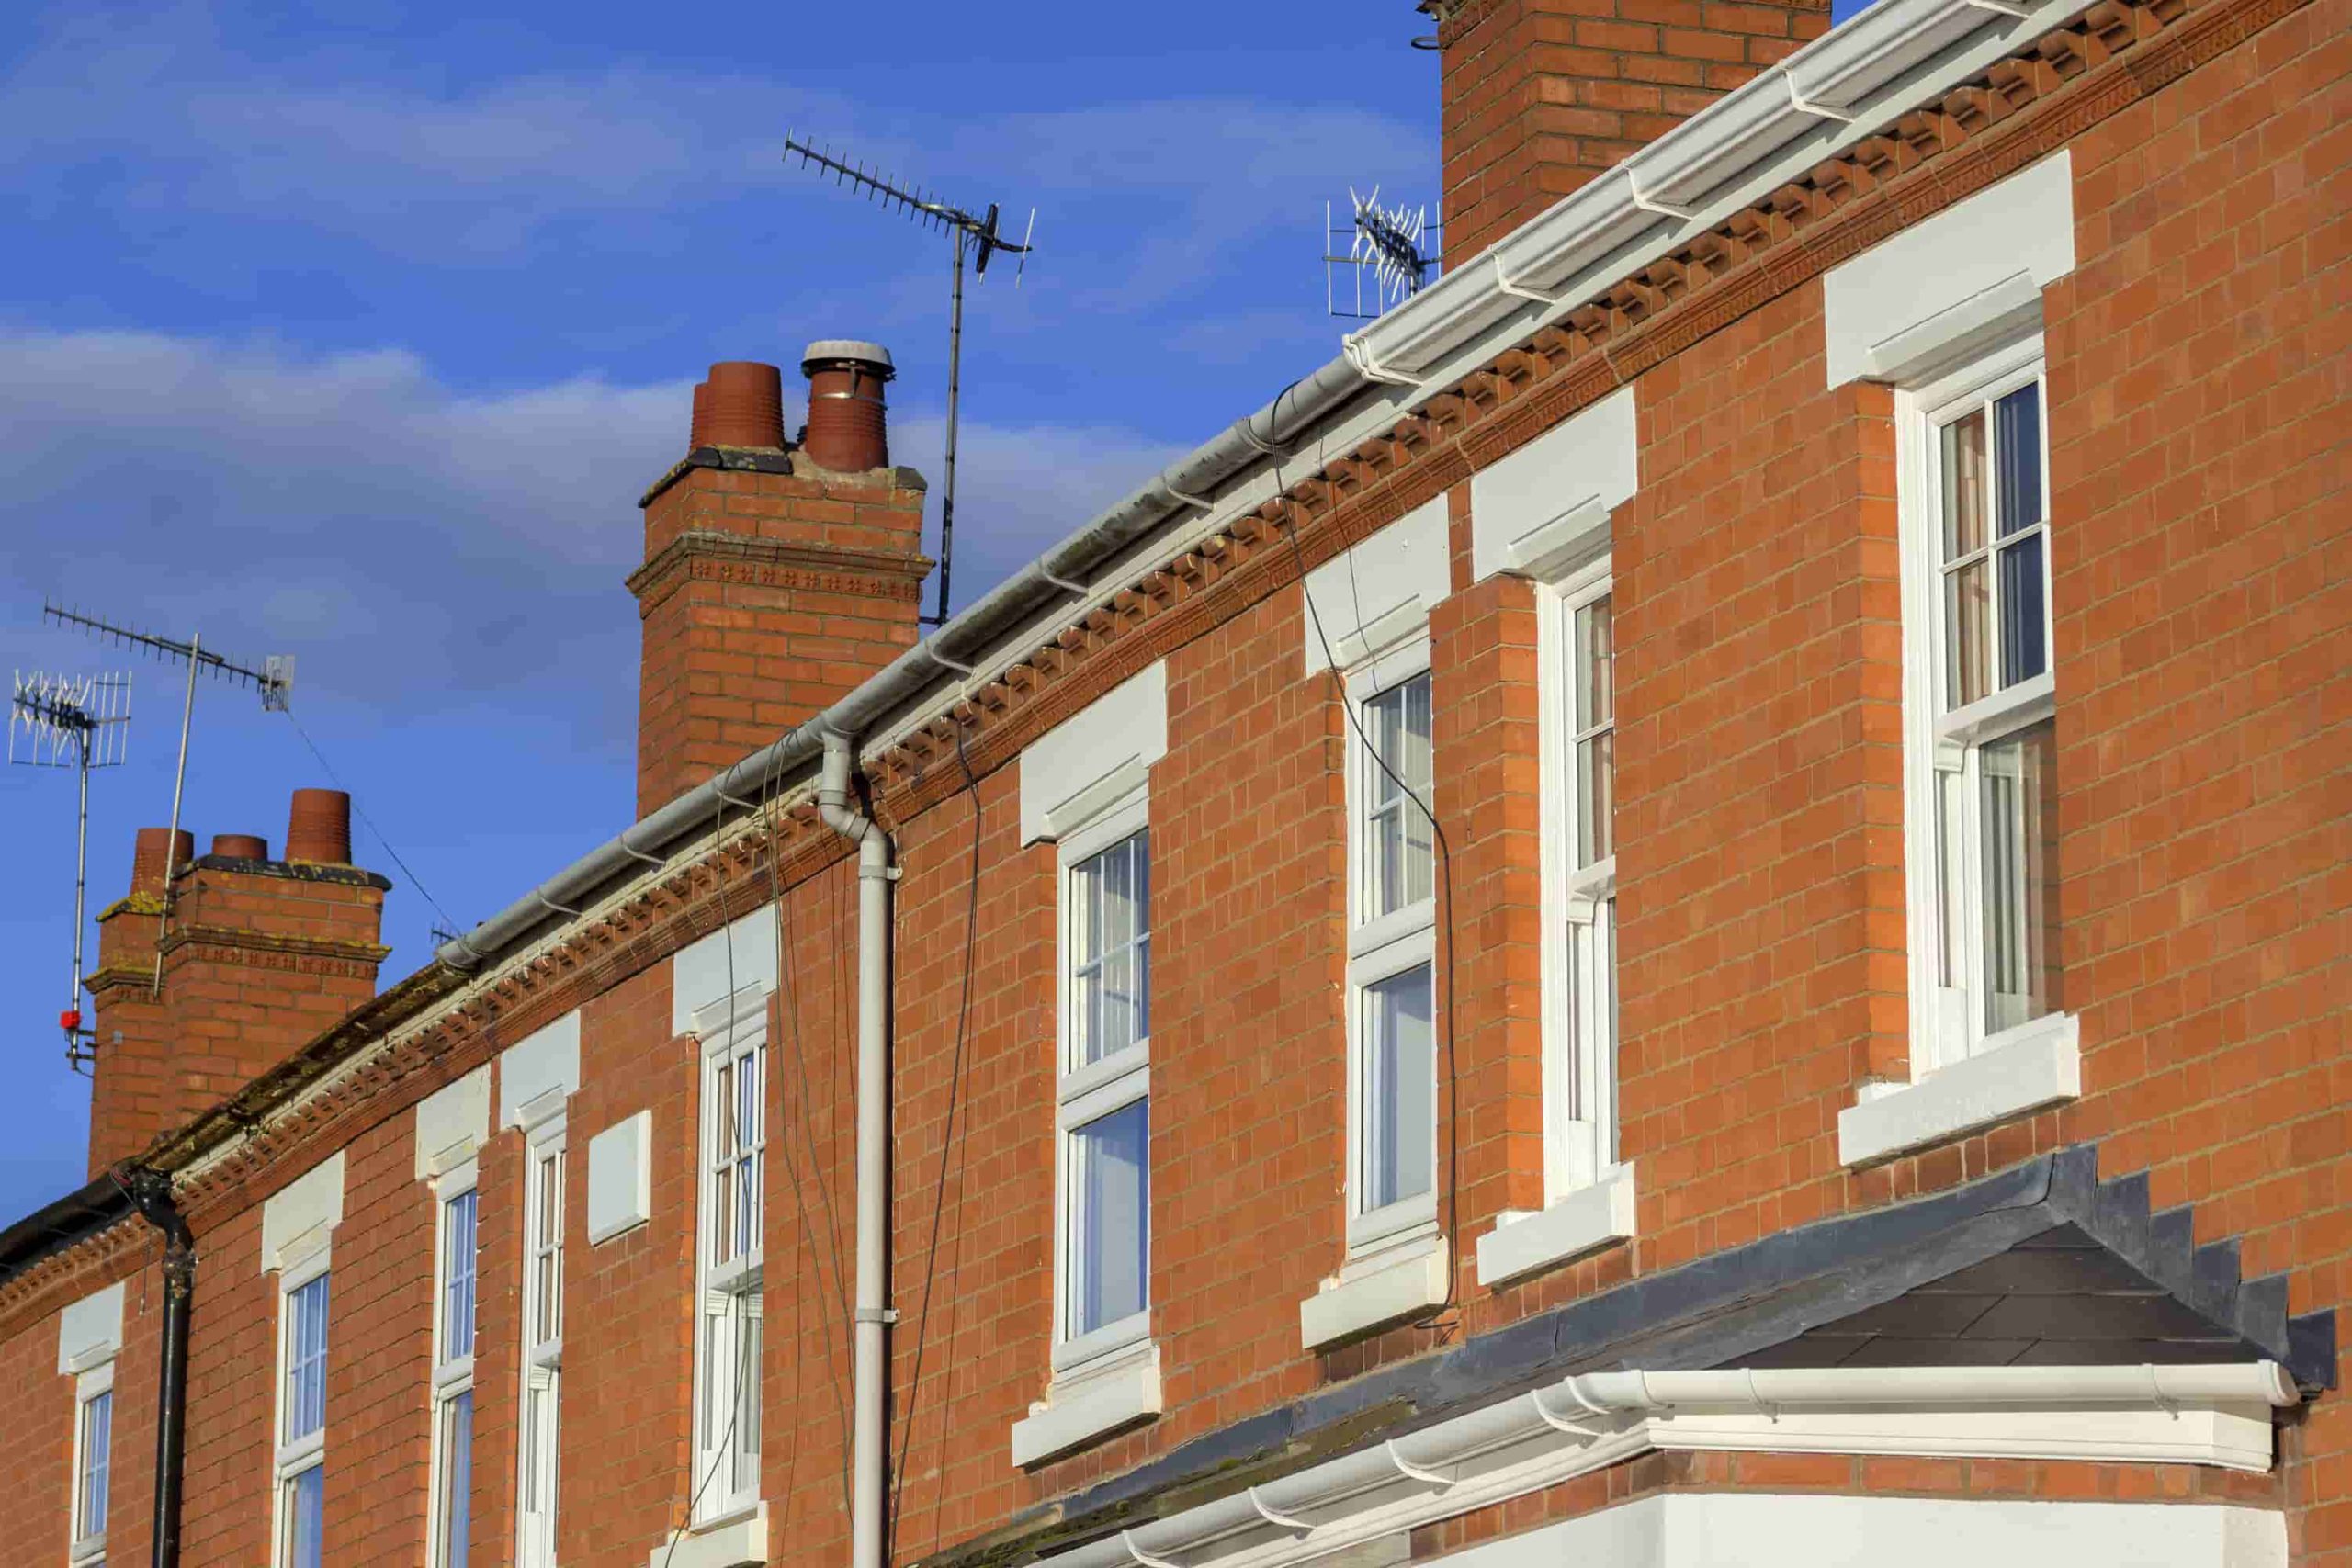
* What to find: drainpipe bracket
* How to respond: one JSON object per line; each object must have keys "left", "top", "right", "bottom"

{"left": 854, "top": 1307, "right": 901, "bottom": 1325}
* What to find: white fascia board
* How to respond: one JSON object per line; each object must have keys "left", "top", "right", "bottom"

{"left": 1300, "top": 1241, "right": 1450, "bottom": 1350}
{"left": 56, "top": 1281, "right": 126, "bottom": 1374}
{"left": 1019, "top": 660, "right": 1169, "bottom": 846}
{"left": 1048, "top": 1363, "right": 2295, "bottom": 1568}
{"left": 1838, "top": 1016, "right": 2080, "bottom": 1167}
{"left": 671, "top": 904, "right": 778, "bottom": 1037}
{"left": 1442, "top": 1494, "right": 2285, "bottom": 1568}
{"left": 586, "top": 1110, "right": 652, "bottom": 1245}
{"left": 413, "top": 1064, "right": 492, "bottom": 1180}
{"left": 1824, "top": 151, "right": 2075, "bottom": 388}
{"left": 1301, "top": 498, "right": 1450, "bottom": 677}
{"left": 1468, "top": 388, "right": 1636, "bottom": 586}
{"left": 649, "top": 1505, "right": 767, "bottom": 1568}
{"left": 260, "top": 1151, "right": 345, "bottom": 1274}
{"left": 1010, "top": 1348, "right": 1164, "bottom": 1468}
{"left": 1476, "top": 1167, "right": 1637, "bottom": 1287}
{"left": 499, "top": 1009, "right": 581, "bottom": 1128}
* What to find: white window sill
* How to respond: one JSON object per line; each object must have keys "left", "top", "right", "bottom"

{"left": 1301, "top": 1238, "right": 1449, "bottom": 1351}
{"left": 650, "top": 1504, "right": 766, "bottom": 1568}
{"left": 1010, "top": 1344, "right": 1162, "bottom": 1468}
{"left": 1838, "top": 1014, "right": 2080, "bottom": 1168}
{"left": 1475, "top": 1166, "right": 1637, "bottom": 1287}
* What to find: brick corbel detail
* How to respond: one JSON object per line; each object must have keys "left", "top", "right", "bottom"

{"left": 626, "top": 529, "right": 930, "bottom": 614}
{"left": 160, "top": 926, "right": 392, "bottom": 977}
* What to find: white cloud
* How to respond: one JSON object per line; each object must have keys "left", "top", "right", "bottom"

{"left": 0, "top": 328, "right": 1186, "bottom": 735}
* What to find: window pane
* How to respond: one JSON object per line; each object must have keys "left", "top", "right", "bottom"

{"left": 521, "top": 1383, "right": 545, "bottom": 1512}
{"left": 79, "top": 1388, "right": 111, "bottom": 1538}
{"left": 1574, "top": 595, "right": 1615, "bottom": 867}
{"left": 1981, "top": 718, "right": 2063, "bottom": 1034}
{"left": 438, "top": 1390, "right": 473, "bottom": 1568}
{"left": 1362, "top": 675, "right": 1433, "bottom": 919}
{"left": 1998, "top": 532, "right": 2047, "bottom": 688}
{"left": 285, "top": 1274, "right": 329, "bottom": 1444}
{"left": 1577, "top": 729, "right": 1615, "bottom": 867}
{"left": 1945, "top": 558, "right": 1992, "bottom": 709}
{"left": 1940, "top": 409, "right": 1988, "bottom": 560}
{"left": 1995, "top": 384, "right": 2042, "bottom": 536}
{"left": 1071, "top": 833, "right": 1151, "bottom": 1066}
{"left": 1362, "top": 964, "right": 1435, "bottom": 1212}
{"left": 1934, "top": 763, "right": 1967, "bottom": 991}
{"left": 443, "top": 1190, "right": 477, "bottom": 1361}
{"left": 733, "top": 1303, "right": 762, "bottom": 1495}
{"left": 1069, "top": 1098, "right": 1149, "bottom": 1337}
{"left": 284, "top": 1465, "right": 324, "bottom": 1568}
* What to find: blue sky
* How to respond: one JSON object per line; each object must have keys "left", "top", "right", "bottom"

{"left": 0, "top": 0, "right": 1865, "bottom": 1218}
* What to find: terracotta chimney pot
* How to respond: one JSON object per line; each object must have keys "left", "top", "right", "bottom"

{"left": 703, "top": 362, "right": 786, "bottom": 449}
{"left": 130, "top": 827, "right": 196, "bottom": 896}
{"left": 211, "top": 833, "right": 269, "bottom": 861}
{"left": 799, "top": 340, "right": 895, "bottom": 472}
{"left": 286, "top": 788, "right": 353, "bottom": 865}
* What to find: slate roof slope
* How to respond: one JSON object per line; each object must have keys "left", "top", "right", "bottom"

{"left": 932, "top": 1145, "right": 2332, "bottom": 1568}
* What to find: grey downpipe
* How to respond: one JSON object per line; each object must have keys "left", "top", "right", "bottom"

{"left": 434, "top": 349, "right": 1373, "bottom": 977}
{"left": 818, "top": 731, "right": 894, "bottom": 1568}
{"left": 119, "top": 1166, "right": 193, "bottom": 1568}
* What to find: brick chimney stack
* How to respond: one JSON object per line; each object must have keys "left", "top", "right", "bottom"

{"left": 85, "top": 790, "right": 391, "bottom": 1172}
{"left": 629, "top": 344, "right": 930, "bottom": 816}
{"left": 1423, "top": 0, "right": 1832, "bottom": 265}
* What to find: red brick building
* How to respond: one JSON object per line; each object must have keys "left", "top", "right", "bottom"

{"left": 2, "top": 0, "right": 2344, "bottom": 1562}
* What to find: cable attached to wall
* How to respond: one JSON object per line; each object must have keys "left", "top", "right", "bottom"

{"left": 1272, "top": 446, "right": 1467, "bottom": 1335}
{"left": 888, "top": 719, "right": 987, "bottom": 1559}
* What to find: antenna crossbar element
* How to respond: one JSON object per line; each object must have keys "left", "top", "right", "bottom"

{"left": 11, "top": 669, "right": 135, "bottom": 1070}
{"left": 1325, "top": 186, "right": 1442, "bottom": 321}
{"left": 9, "top": 671, "right": 131, "bottom": 769}
{"left": 784, "top": 133, "right": 1034, "bottom": 277}
{"left": 43, "top": 604, "right": 293, "bottom": 711}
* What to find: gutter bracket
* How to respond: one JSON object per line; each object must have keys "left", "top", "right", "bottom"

{"left": 1249, "top": 1488, "right": 1315, "bottom": 1534}
{"left": 1121, "top": 1532, "right": 1182, "bottom": 1568}
{"left": 534, "top": 890, "right": 583, "bottom": 919}
{"left": 1043, "top": 568, "right": 1090, "bottom": 596}
{"left": 1162, "top": 479, "right": 1216, "bottom": 511}
{"left": 1385, "top": 1439, "right": 1453, "bottom": 1487}
{"left": 1787, "top": 75, "right": 1857, "bottom": 122}
{"left": 1493, "top": 254, "right": 1563, "bottom": 305}
{"left": 1625, "top": 169, "right": 1698, "bottom": 220}
{"left": 1237, "top": 423, "right": 1294, "bottom": 458}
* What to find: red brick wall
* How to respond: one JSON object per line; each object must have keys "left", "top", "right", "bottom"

{"left": 2045, "top": 0, "right": 2350, "bottom": 1554}
{"left": 633, "top": 464, "right": 927, "bottom": 816}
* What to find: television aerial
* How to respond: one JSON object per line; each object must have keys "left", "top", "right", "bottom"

{"left": 782, "top": 132, "right": 1035, "bottom": 628}
{"left": 9, "top": 670, "right": 133, "bottom": 1068}
{"left": 44, "top": 603, "right": 293, "bottom": 998}
{"left": 1325, "top": 186, "right": 1442, "bottom": 321}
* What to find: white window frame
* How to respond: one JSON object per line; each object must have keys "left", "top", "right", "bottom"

{"left": 1843, "top": 329, "right": 2082, "bottom": 1168}
{"left": 68, "top": 1357, "right": 113, "bottom": 1566}
{"left": 515, "top": 1100, "right": 566, "bottom": 1568}
{"left": 693, "top": 987, "right": 767, "bottom": 1523}
{"left": 1050, "top": 787, "right": 1155, "bottom": 1385}
{"left": 1342, "top": 634, "right": 1440, "bottom": 1264}
{"left": 1539, "top": 558, "right": 1622, "bottom": 1200}
{"left": 426, "top": 1161, "right": 479, "bottom": 1568}
{"left": 1896, "top": 333, "right": 2071, "bottom": 1076}
{"left": 272, "top": 1246, "right": 331, "bottom": 1568}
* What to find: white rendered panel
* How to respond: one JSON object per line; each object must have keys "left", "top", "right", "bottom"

{"left": 586, "top": 1111, "right": 652, "bottom": 1245}
{"left": 260, "top": 1152, "right": 346, "bottom": 1274}
{"left": 1302, "top": 498, "right": 1450, "bottom": 676}
{"left": 413, "top": 1065, "right": 492, "bottom": 1180}
{"left": 1469, "top": 388, "right": 1637, "bottom": 585}
{"left": 1824, "top": 153, "right": 2075, "bottom": 389}
{"left": 56, "top": 1281, "right": 126, "bottom": 1373}
{"left": 1020, "top": 661, "right": 1169, "bottom": 845}
{"left": 672, "top": 906, "right": 778, "bottom": 1038}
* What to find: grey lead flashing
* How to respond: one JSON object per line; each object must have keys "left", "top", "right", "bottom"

{"left": 919, "top": 1145, "right": 2334, "bottom": 1568}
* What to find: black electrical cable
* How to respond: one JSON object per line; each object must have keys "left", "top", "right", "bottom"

{"left": 1272, "top": 441, "right": 1465, "bottom": 1334}
{"left": 764, "top": 775, "right": 857, "bottom": 1518}
{"left": 281, "top": 705, "right": 459, "bottom": 934}
{"left": 660, "top": 800, "right": 762, "bottom": 1568}
{"left": 888, "top": 719, "right": 985, "bottom": 1558}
